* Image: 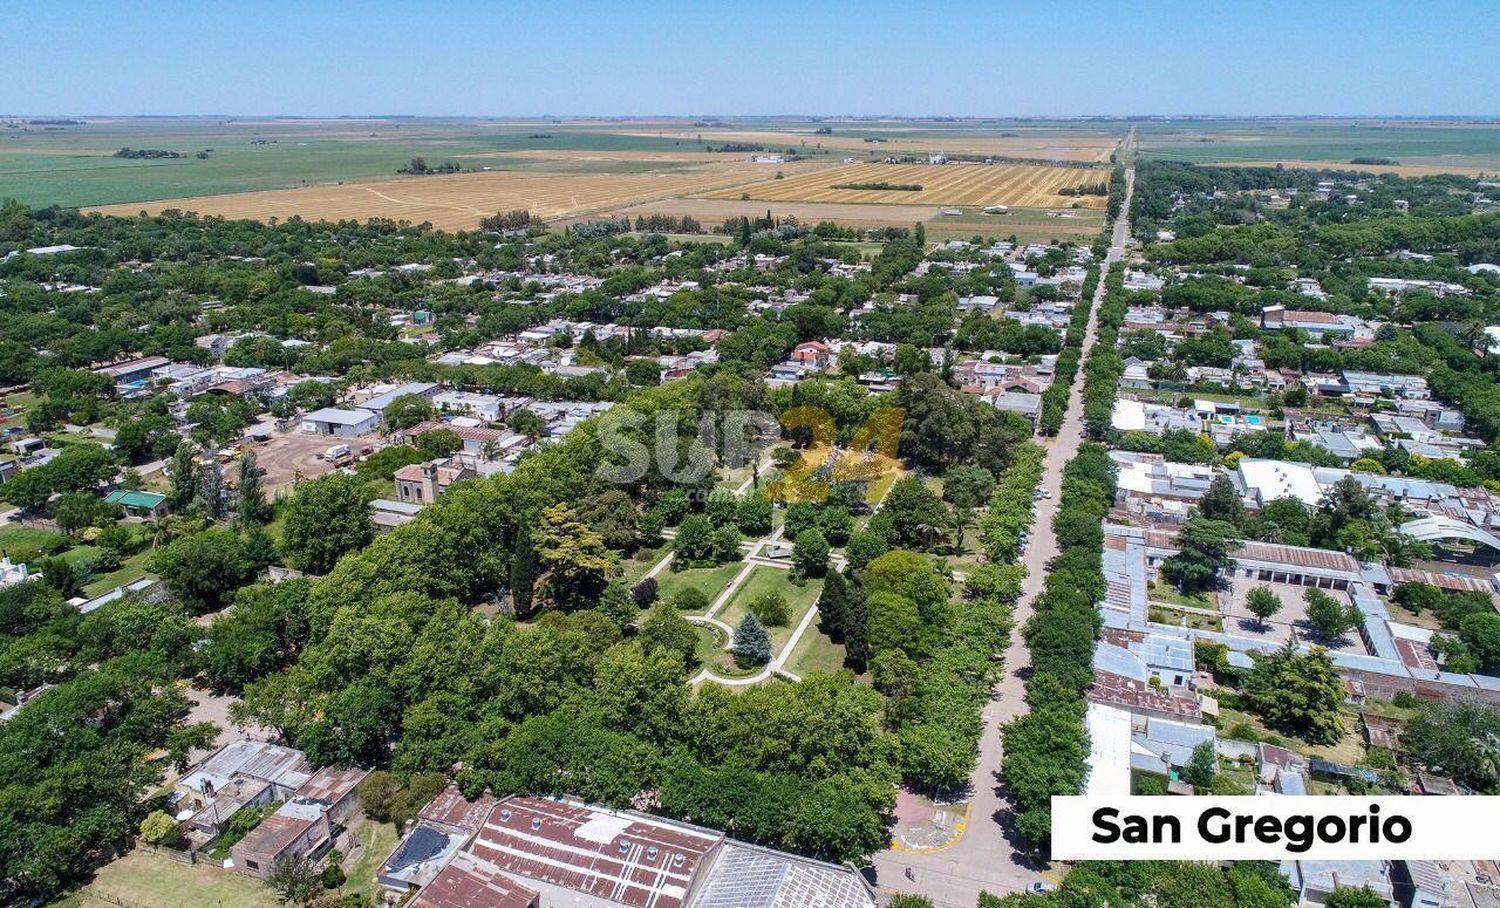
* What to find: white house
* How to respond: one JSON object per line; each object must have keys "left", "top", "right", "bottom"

{"left": 300, "top": 408, "right": 379, "bottom": 437}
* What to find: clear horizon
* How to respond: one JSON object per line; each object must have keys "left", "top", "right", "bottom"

{"left": 3, "top": 0, "right": 1496, "bottom": 118}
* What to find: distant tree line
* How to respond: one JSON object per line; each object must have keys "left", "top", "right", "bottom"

{"left": 831, "top": 182, "right": 923, "bottom": 192}
{"left": 1058, "top": 182, "right": 1109, "bottom": 196}
{"left": 399, "top": 156, "right": 464, "bottom": 175}
{"left": 113, "top": 147, "right": 193, "bottom": 159}
{"left": 632, "top": 214, "right": 704, "bottom": 234}
{"left": 479, "top": 209, "right": 539, "bottom": 231}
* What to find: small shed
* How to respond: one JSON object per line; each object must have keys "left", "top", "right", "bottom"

{"left": 103, "top": 489, "right": 169, "bottom": 519}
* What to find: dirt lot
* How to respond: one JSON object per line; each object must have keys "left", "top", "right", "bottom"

{"left": 1220, "top": 576, "right": 1370, "bottom": 654}
{"left": 249, "top": 430, "right": 361, "bottom": 499}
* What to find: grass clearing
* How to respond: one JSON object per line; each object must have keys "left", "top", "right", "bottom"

{"left": 342, "top": 814, "right": 398, "bottom": 902}
{"left": 693, "top": 623, "right": 729, "bottom": 668}
{"left": 785, "top": 626, "right": 848, "bottom": 677}
{"left": 0, "top": 524, "right": 64, "bottom": 562}
{"left": 1147, "top": 583, "right": 1218, "bottom": 611}
{"left": 82, "top": 548, "right": 154, "bottom": 597}
{"left": 1149, "top": 604, "right": 1224, "bottom": 632}
{"left": 67, "top": 848, "right": 280, "bottom": 908}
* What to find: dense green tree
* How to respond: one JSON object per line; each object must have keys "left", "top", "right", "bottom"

{"left": 167, "top": 441, "right": 198, "bottom": 513}
{"left": 844, "top": 527, "right": 889, "bottom": 570}
{"left": 1401, "top": 699, "right": 1500, "bottom": 791}
{"left": 1182, "top": 740, "right": 1218, "bottom": 790}
{"left": 818, "top": 569, "right": 850, "bottom": 640}
{"left": 880, "top": 477, "right": 950, "bottom": 550}
{"left": 735, "top": 494, "right": 774, "bottom": 536}
{"left": 510, "top": 520, "right": 538, "bottom": 616}
{"left": 1244, "top": 642, "right": 1344, "bottom": 745}
{"left": 1325, "top": 887, "right": 1394, "bottom": 908}
{"left": 731, "top": 612, "right": 772, "bottom": 667}
{"left": 234, "top": 450, "right": 269, "bottom": 526}
{"left": 280, "top": 473, "right": 373, "bottom": 574}
{"left": 1160, "top": 517, "right": 1238, "bottom": 593}
{"left": 147, "top": 528, "right": 253, "bottom": 614}
{"left": 639, "top": 600, "right": 698, "bottom": 666}
{"left": 1303, "top": 587, "right": 1361, "bottom": 642}
{"left": 1246, "top": 586, "right": 1283, "bottom": 628}
{"left": 537, "top": 502, "right": 614, "bottom": 608}
{"left": 384, "top": 393, "right": 437, "bottom": 430}
{"left": 1198, "top": 475, "right": 1245, "bottom": 526}
{"left": 792, "top": 529, "right": 830, "bottom": 578}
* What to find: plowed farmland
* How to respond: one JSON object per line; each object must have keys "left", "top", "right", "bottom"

{"left": 87, "top": 161, "right": 821, "bottom": 230}
{"left": 699, "top": 162, "right": 1111, "bottom": 208}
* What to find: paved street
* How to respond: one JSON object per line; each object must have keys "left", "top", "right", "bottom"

{"left": 871, "top": 159, "right": 1135, "bottom": 906}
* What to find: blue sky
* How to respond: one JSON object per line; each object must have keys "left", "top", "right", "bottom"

{"left": 3, "top": 0, "right": 1496, "bottom": 116}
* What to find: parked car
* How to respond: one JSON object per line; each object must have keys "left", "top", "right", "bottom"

{"left": 1026, "top": 881, "right": 1058, "bottom": 895}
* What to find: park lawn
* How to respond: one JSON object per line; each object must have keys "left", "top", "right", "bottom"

{"left": 618, "top": 542, "right": 671, "bottom": 584}
{"left": 784, "top": 626, "right": 848, "bottom": 678}
{"left": 0, "top": 524, "right": 65, "bottom": 561}
{"left": 342, "top": 814, "right": 398, "bottom": 902}
{"left": 715, "top": 568, "right": 822, "bottom": 652}
{"left": 66, "top": 848, "right": 281, "bottom": 908}
{"left": 693, "top": 623, "right": 729, "bottom": 669}
{"left": 654, "top": 561, "right": 745, "bottom": 612}
{"left": 715, "top": 462, "right": 756, "bottom": 492}
{"left": 865, "top": 470, "right": 899, "bottom": 507}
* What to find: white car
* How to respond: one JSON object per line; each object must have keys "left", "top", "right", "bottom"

{"left": 1026, "top": 881, "right": 1058, "bottom": 895}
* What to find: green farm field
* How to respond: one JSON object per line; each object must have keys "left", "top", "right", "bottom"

{"left": 1133, "top": 118, "right": 1500, "bottom": 172}
{"left": 0, "top": 117, "right": 739, "bottom": 208}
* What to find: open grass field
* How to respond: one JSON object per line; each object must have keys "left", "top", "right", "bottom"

{"left": 1134, "top": 118, "right": 1500, "bottom": 173}
{"left": 88, "top": 160, "right": 823, "bottom": 230}
{"left": 60, "top": 848, "right": 280, "bottom": 908}
{"left": 700, "top": 162, "right": 1111, "bottom": 208}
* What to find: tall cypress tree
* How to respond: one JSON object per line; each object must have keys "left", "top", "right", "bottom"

{"left": 197, "top": 462, "right": 224, "bottom": 520}
{"left": 820, "top": 569, "right": 849, "bottom": 640}
{"left": 510, "top": 521, "right": 538, "bottom": 617}
{"left": 235, "top": 450, "right": 268, "bottom": 527}
{"left": 167, "top": 441, "right": 198, "bottom": 512}
{"left": 843, "top": 573, "right": 871, "bottom": 672}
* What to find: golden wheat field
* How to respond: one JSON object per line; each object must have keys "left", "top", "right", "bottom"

{"left": 87, "top": 162, "right": 821, "bottom": 230}
{"left": 698, "top": 162, "right": 1111, "bottom": 208}
{"left": 612, "top": 129, "right": 1120, "bottom": 162}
